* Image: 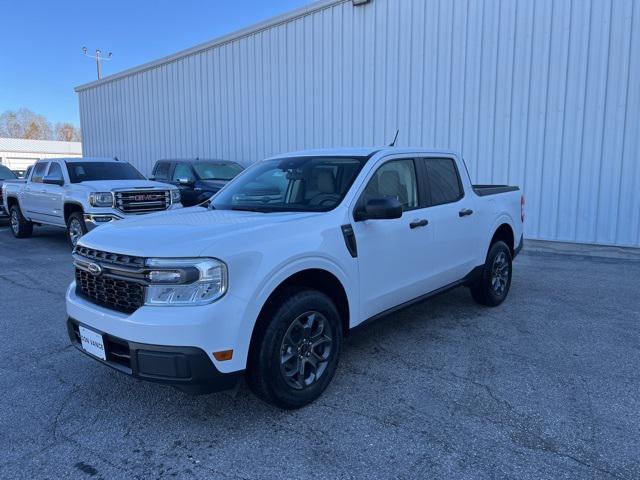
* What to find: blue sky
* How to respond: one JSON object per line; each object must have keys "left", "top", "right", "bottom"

{"left": 0, "top": 0, "right": 315, "bottom": 127}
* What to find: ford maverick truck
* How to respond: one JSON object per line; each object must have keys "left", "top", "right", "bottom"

{"left": 66, "top": 148, "right": 524, "bottom": 408}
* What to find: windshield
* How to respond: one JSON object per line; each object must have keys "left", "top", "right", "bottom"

{"left": 0, "top": 165, "right": 17, "bottom": 180}
{"left": 211, "top": 156, "right": 367, "bottom": 213}
{"left": 66, "top": 162, "right": 145, "bottom": 183}
{"left": 193, "top": 162, "right": 243, "bottom": 181}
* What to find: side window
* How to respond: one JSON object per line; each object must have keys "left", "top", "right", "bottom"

{"left": 362, "top": 159, "right": 419, "bottom": 211}
{"left": 172, "top": 163, "right": 194, "bottom": 182}
{"left": 47, "top": 162, "right": 64, "bottom": 181}
{"left": 424, "top": 158, "right": 463, "bottom": 206}
{"left": 31, "top": 162, "right": 48, "bottom": 183}
{"left": 153, "top": 162, "right": 170, "bottom": 181}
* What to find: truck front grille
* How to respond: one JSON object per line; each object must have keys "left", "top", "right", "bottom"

{"left": 74, "top": 246, "right": 145, "bottom": 268}
{"left": 115, "top": 190, "right": 170, "bottom": 214}
{"left": 75, "top": 268, "right": 144, "bottom": 314}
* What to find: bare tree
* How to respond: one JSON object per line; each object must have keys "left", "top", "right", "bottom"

{"left": 0, "top": 108, "right": 53, "bottom": 140}
{"left": 55, "top": 122, "right": 82, "bottom": 142}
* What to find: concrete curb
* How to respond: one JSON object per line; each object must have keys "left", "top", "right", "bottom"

{"left": 524, "top": 239, "right": 640, "bottom": 261}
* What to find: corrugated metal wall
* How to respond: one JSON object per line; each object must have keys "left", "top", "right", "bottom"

{"left": 77, "top": 0, "right": 640, "bottom": 247}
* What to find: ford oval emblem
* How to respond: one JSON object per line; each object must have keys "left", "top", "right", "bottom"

{"left": 88, "top": 263, "right": 102, "bottom": 276}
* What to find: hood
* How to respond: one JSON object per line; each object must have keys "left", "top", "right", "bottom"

{"left": 78, "top": 179, "right": 174, "bottom": 191}
{"left": 78, "top": 206, "right": 320, "bottom": 257}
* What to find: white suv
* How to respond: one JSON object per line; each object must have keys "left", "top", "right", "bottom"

{"left": 66, "top": 148, "right": 524, "bottom": 408}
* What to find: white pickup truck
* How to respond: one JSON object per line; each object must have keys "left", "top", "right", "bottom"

{"left": 2, "top": 157, "right": 181, "bottom": 247}
{"left": 66, "top": 148, "right": 524, "bottom": 409}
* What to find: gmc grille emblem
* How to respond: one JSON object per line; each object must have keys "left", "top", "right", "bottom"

{"left": 87, "top": 263, "right": 102, "bottom": 276}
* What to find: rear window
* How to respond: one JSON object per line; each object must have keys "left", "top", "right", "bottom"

{"left": 424, "top": 158, "right": 463, "bottom": 205}
{"left": 67, "top": 162, "right": 145, "bottom": 183}
{"left": 0, "top": 165, "right": 17, "bottom": 180}
{"left": 153, "top": 161, "right": 171, "bottom": 181}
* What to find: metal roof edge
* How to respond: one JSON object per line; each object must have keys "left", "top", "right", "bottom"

{"left": 74, "top": 0, "right": 349, "bottom": 93}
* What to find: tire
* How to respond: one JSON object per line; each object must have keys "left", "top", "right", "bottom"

{"left": 9, "top": 204, "right": 33, "bottom": 239}
{"left": 247, "top": 288, "right": 343, "bottom": 409}
{"left": 470, "top": 240, "right": 513, "bottom": 307}
{"left": 66, "top": 211, "right": 87, "bottom": 248}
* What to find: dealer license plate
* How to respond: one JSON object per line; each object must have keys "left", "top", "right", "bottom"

{"left": 79, "top": 325, "right": 106, "bottom": 361}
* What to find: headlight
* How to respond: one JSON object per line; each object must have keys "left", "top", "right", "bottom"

{"left": 144, "top": 258, "right": 227, "bottom": 306}
{"left": 89, "top": 192, "right": 114, "bottom": 207}
{"left": 171, "top": 189, "right": 181, "bottom": 204}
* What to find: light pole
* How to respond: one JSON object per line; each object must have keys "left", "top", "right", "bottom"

{"left": 82, "top": 47, "right": 113, "bottom": 80}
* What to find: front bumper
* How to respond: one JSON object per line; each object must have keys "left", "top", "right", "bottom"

{"left": 83, "top": 213, "right": 122, "bottom": 231}
{"left": 83, "top": 203, "right": 183, "bottom": 231}
{"left": 67, "top": 317, "right": 242, "bottom": 394}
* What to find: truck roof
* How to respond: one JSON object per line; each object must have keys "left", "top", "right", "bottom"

{"left": 35, "top": 157, "right": 119, "bottom": 163}
{"left": 270, "top": 147, "right": 459, "bottom": 160}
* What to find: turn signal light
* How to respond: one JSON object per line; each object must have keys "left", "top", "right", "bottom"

{"left": 213, "top": 350, "right": 233, "bottom": 361}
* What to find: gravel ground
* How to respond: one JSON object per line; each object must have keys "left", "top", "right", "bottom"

{"left": 0, "top": 222, "right": 639, "bottom": 480}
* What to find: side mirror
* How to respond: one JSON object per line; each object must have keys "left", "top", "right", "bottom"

{"left": 178, "top": 177, "right": 194, "bottom": 186}
{"left": 354, "top": 197, "right": 403, "bottom": 221}
{"left": 43, "top": 175, "right": 64, "bottom": 186}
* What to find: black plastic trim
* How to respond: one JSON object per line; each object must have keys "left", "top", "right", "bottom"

{"left": 514, "top": 234, "right": 524, "bottom": 258}
{"left": 340, "top": 224, "right": 358, "bottom": 258}
{"left": 472, "top": 185, "right": 520, "bottom": 196}
{"left": 67, "top": 318, "right": 242, "bottom": 394}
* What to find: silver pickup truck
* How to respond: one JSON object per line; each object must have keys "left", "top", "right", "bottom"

{"left": 2, "top": 157, "right": 181, "bottom": 247}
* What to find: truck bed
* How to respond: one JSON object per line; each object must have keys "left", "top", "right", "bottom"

{"left": 473, "top": 185, "right": 520, "bottom": 197}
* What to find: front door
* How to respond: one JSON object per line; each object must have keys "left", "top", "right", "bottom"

{"left": 171, "top": 162, "right": 199, "bottom": 206}
{"left": 352, "top": 157, "right": 440, "bottom": 320}
{"left": 39, "top": 161, "right": 66, "bottom": 226}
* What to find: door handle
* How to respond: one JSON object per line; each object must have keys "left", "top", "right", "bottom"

{"left": 459, "top": 208, "right": 474, "bottom": 217}
{"left": 409, "top": 219, "right": 429, "bottom": 229}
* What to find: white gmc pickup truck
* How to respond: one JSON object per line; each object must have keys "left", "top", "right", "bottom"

{"left": 67, "top": 148, "right": 524, "bottom": 408}
{"left": 2, "top": 157, "right": 181, "bottom": 247}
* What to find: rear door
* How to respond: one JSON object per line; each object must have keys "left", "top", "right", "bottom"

{"left": 417, "top": 156, "right": 481, "bottom": 284}
{"left": 21, "top": 160, "right": 49, "bottom": 222}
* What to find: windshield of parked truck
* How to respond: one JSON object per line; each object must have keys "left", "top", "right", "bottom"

{"left": 193, "top": 162, "right": 243, "bottom": 181}
{"left": 66, "top": 162, "right": 145, "bottom": 183}
{"left": 0, "top": 165, "right": 17, "bottom": 180}
{"left": 211, "top": 156, "right": 367, "bottom": 213}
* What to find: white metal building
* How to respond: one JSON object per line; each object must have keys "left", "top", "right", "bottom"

{"left": 0, "top": 138, "right": 82, "bottom": 171}
{"left": 75, "top": 0, "right": 640, "bottom": 248}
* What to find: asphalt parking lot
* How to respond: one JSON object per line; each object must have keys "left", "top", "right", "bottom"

{"left": 0, "top": 221, "right": 639, "bottom": 480}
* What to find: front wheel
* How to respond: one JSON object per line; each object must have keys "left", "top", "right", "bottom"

{"left": 470, "top": 240, "right": 513, "bottom": 306}
{"left": 247, "top": 288, "right": 343, "bottom": 409}
{"left": 9, "top": 204, "right": 33, "bottom": 238}
{"left": 66, "top": 212, "right": 87, "bottom": 248}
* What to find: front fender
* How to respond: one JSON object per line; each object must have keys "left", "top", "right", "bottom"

{"left": 230, "top": 254, "right": 358, "bottom": 370}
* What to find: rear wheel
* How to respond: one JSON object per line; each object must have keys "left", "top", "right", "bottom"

{"left": 66, "top": 211, "right": 87, "bottom": 248}
{"left": 9, "top": 204, "right": 33, "bottom": 238}
{"left": 247, "top": 288, "right": 342, "bottom": 409}
{"left": 470, "top": 240, "right": 512, "bottom": 306}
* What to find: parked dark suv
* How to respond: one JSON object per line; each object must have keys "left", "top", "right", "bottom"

{"left": 151, "top": 159, "right": 244, "bottom": 207}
